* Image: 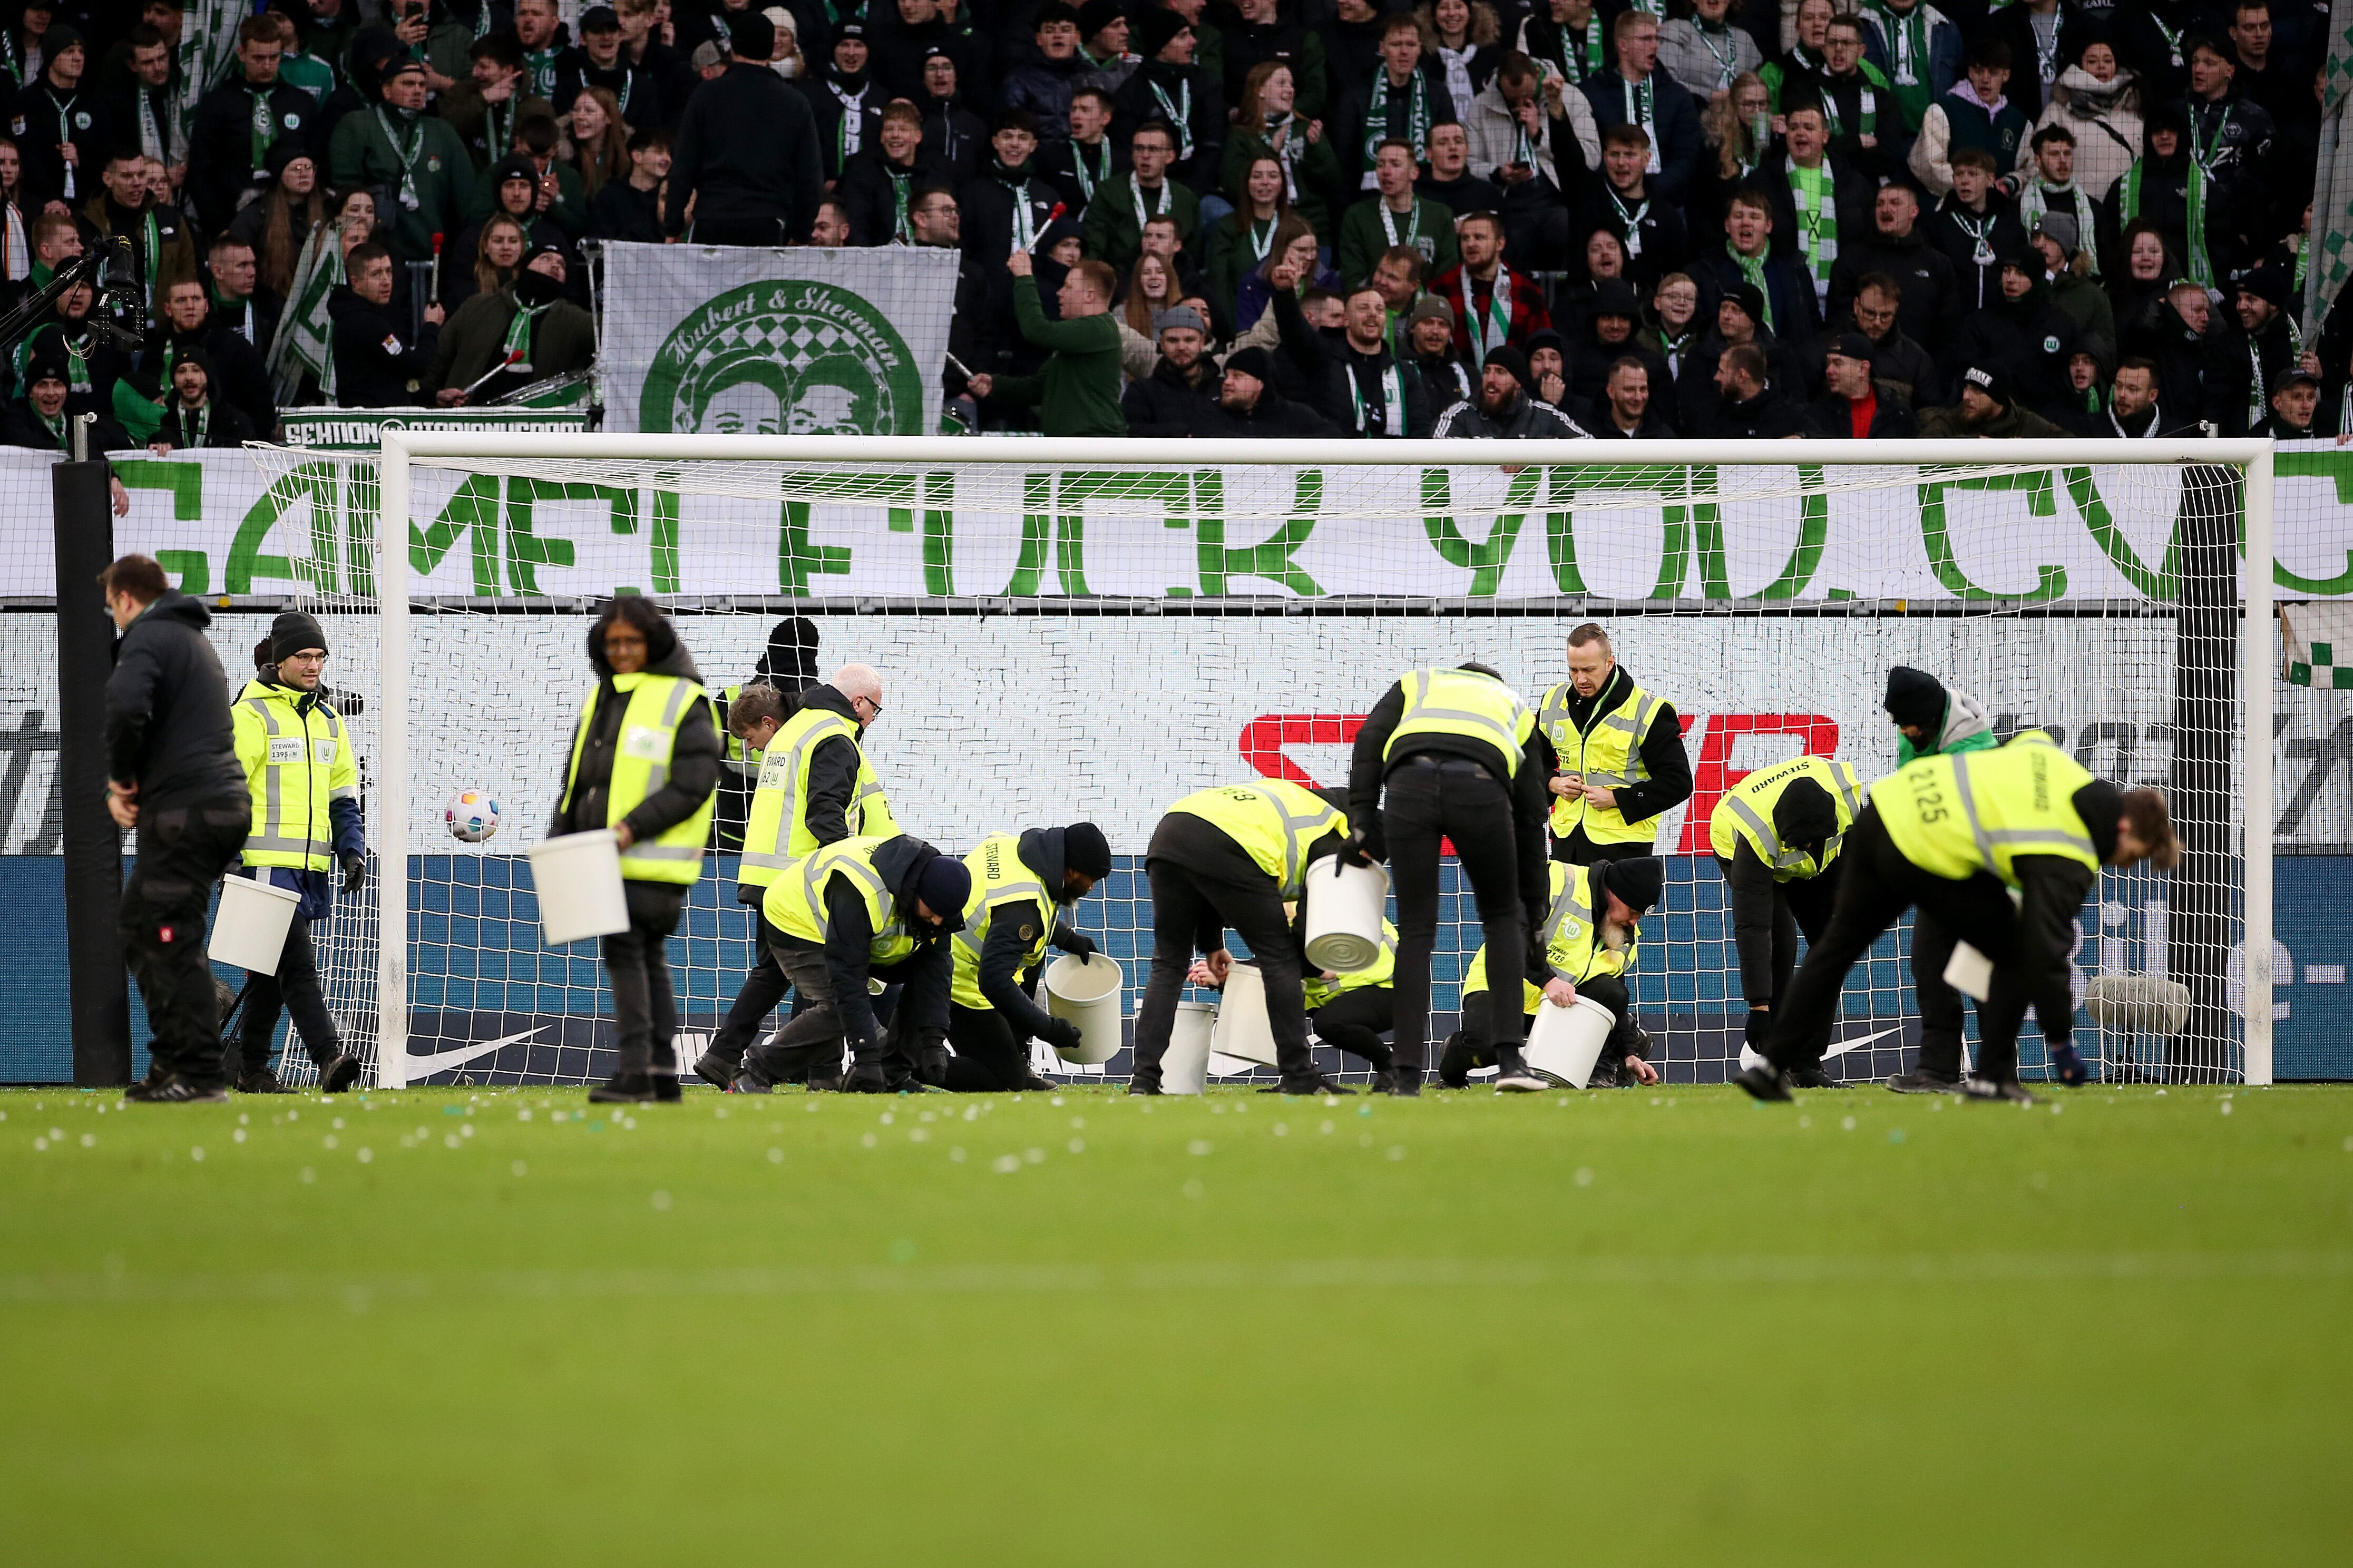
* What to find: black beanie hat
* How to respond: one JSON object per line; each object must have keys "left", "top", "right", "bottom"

{"left": 1064, "top": 821, "right": 1112, "bottom": 879}
{"left": 1883, "top": 665, "right": 1946, "bottom": 733}
{"left": 1138, "top": 6, "right": 1188, "bottom": 57}
{"left": 1602, "top": 855, "right": 1665, "bottom": 915}
{"left": 269, "top": 610, "right": 328, "bottom": 664}
{"left": 1483, "top": 344, "right": 1530, "bottom": 386}
{"left": 728, "top": 9, "right": 776, "bottom": 60}
{"left": 917, "top": 853, "right": 972, "bottom": 920}
{"left": 1224, "top": 345, "right": 1275, "bottom": 383}
{"left": 1771, "top": 777, "right": 1839, "bottom": 851}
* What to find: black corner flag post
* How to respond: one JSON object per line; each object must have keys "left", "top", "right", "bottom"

{"left": 53, "top": 417, "right": 131, "bottom": 1087}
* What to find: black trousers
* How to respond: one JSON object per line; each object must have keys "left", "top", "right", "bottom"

{"left": 1715, "top": 854, "right": 1843, "bottom": 1009}
{"left": 1132, "top": 848, "right": 1312, "bottom": 1090}
{"left": 1310, "top": 985, "right": 1394, "bottom": 1071}
{"left": 602, "top": 880, "right": 686, "bottom": 1076}
{"left": 235, "top": 914, "right": 341, "bottom": 1074}
{"left": 1388, "top": 759, "right": 1528, "bottom": 1073}
{"left": 1552, "top": 833, "right": 1656, "bottom": 868}
{"left": 745, "top": 940, "right": 936, "bottom": 1089}
{"left": 940, "top": 1004, "right": 1036, "bottom": 1091}
{"left": 1768, "top": 807, "right": 2032, "bottom": 1081}
{"left": 710, "top": 907, "right": 791, "bottom": 1066}
{"left": 120, "top": 799, "right": 249, "bottom": 1083}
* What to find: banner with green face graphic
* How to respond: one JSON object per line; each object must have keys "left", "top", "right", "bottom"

{"left": 597, "top": 242, "right": 954, "bottom": 436}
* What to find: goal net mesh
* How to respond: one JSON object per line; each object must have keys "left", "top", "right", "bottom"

{"left": 241, "top": 444, "right": 2255, "bottom": 1089}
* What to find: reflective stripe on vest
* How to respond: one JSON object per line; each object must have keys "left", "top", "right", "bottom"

{"left": 237, "top": 684, "right": 353, "bottom": 869}
{"left": 739, "top": 708, "right": 862, "bottom": 879}
{"left": 562, "top": 673, "right": 712, "bottom": 884}
{"left": 1871, "top": 732, "right": 2099, "bottom": 887}
{"left": 1386, "top": 667, "right": 1535, "bottom": 775}
{"left": 1303, "top": 919, "right": 1397, "bottom": 1008}
{"left": 1168, "top": 780, "right": 1347, "bottom": 899}
{"left": 1539, "top": 678, "right": 1662, "bottom": 845}
{"left": 1708, "top": 756, "right": 1864, "bottom": 880}
{"left": 950, "top": 832, "right": 1056, "bottom": 1010}
{"left": 765, "top": 836, "right": 915, "bottom": 963}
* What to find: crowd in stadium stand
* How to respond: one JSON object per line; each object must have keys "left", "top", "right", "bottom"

{"left": 0, "top": 0, "right": 2339, "bottom": 444}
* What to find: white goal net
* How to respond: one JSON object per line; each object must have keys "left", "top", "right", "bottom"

{"left": 242, "top": 435, "right": 2275, "bottom": 1090}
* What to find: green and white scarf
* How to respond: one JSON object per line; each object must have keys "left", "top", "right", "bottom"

{"left": 2121, "top": 156, "right": 2211, "bottom": 288}
{"left": 1819, "top": 69, "right": 1882, "bottom": 141}
{"left": 1128, "top": 171, "right": 1170, "bottom": 233}
{"left": 375, "top": 105, "right": 425, "bottom": 209}
{"left": 175, "top": 397, "right": 211, "bottom": 450}
{"left": 1607, "top": 186, "right": 1648, "bottom": 258}
{"left": 1623, "top": 72, "right": 1661, "bottom": 173}
{"left": 524, "top": 46, "right": 560, "bottom": 101}
{"left": 1148, "top": 74, "right": 1194, "bottom": 160}
{"left": 1788, "top": 161, "right": 1837, "bottom": 305}
{"left": 1459, "top": 264, "right": 1513, "bottom": 362}
{"left": 1263, "top": 113, "right": 1303, "bottom": 202}
{"left": 1348, "top": 357, "right": 1410, "bottom": 436}
{"left": 1379, "top": 199, "right": 1424, "bottom": 252}
{"left": 1867, "top": 1, "right": 1932, "bottom": 130}
{"left": 2018, "top": 176, "right": 2100, "bottom": 276}
{"left": 265, "top": 222, "right": 343, "bottom": 404}
{"left": 887, "top": 165, "right": 914, "bottom": 242}
{"left": 1072, "top": 136, "right": 1110, "bottom": 204}
{"left": 1362, "top": 66, "right": 1431, "bottom": 184}
{"left": 1729, "top": 240, "right": 1774, "bottom": 332}
{"left": 501, "top": 294, "right": 549, "bottom": 372}
{"left": 247, "top": 88, "right": 279, "bottom": 170}
{"left": 1694, "top": 22, "right": 1745, "bottom": 93}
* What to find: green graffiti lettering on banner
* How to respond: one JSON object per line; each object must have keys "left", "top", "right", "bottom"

{"left": 1187, "top": 470, "right": 1323, "bottom": 596}
{"left": 505, "top": 478, "right": 635, "bottom": 595}
{"left": 226, "top": 458, "right": 373, "bottom": 595}
{"left": 1752, "top": 468, "right": 1830, "bottom": 600}
{"left": 2064, "top": 467, "right": 2174, "bottom": 599}
{"left": 2272, "top": 448, "right": 2353, "bottom": 593}
{"left": 114, "top": 459, "right": 208, "bottom": 592}
{"left": 650, "top": 491, "right": 681, "bottom": 594}
{"left": 780, "top": 499, "right": 853, "bottom": 593}
{"left": 1004, "top": 471, "right": 1133, "bottom": 595}
{"left": 1918, "top": 467, "right": 2066, "bottom": 600}
{"left": 409, "top": 474, "right": 502, "bottom": 595}
{"left": 1422, "top": 467, "right": 1530, "bottom": 596}
{"left": 915, "top": 472, "right": 954, "bottom": 595}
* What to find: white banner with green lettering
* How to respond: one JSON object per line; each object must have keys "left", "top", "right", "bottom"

{"left": 594, "top": 241, "right": 957, "bottom": 437}
{"left": 8, "top": 446, "right": 2353, "bottom": 601}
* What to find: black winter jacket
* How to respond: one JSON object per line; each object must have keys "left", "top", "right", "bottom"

{"left": 798, "top": 832, "right": 961, "bottom": 1051}
{"left": 328, "top": 286, "right": 437, "bottom": 408}
{"left": 665, "top": 62, "right": 825, "bottom": 238}
{"left": 1120, "top": 355, "right": 1221, "bottom": 435}
{"left": 1348, "top": 675, "right": 1552, "bottom": 919}
{"left": 1432, "top": 387, "right": 1590, "bottom": 437}
{"left": 549, "top": 624, "right": 722, "bottom": 849}
{"left": 104, "top": 590, "right": 247, "bottom": 810}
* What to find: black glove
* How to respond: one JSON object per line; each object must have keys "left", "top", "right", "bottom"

{"left": 1060, "top": 929, "right": 1097, "bottom": 963}
{"left": 340, "top": 853, "right": 366, "bottom": 895}
{"left": 1040, "top": 1016, "right": 1085, "bottom": 1055}
{"left": 1342, "top": 824, "right": 1384, "bottom": 868}
{"left": 1743, "top": 1008, "right": 1773, "bottom": 1047}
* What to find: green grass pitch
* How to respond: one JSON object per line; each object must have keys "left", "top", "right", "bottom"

{"left": 4, "top": 1080, "right": 2349, "bottom": 1564}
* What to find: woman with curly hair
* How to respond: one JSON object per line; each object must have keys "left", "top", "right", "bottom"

{"left": 1416, "top": 0, "right": 1501, "bottom": 110}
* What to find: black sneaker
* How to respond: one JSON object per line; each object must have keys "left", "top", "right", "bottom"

{"left": 320, "top": 1054, "right": 364, "bottom": 1094}
{"left": 1126, "top": 1079, "right": 1164, "bottom": 1096}
{"left": 1277, "top": 1071, "right": 1346, "bottom": 1096}
{"left": 1493, "top": 1050, "right": 1546, "bottom": 1093}
{"left": 1732, "top": 1063, "right": 1794, "bottom": 1103}
{"left": 236, "top": 1067, "right": 289, "bottom": 1094}
{"left": 1961, "top": 1076, "right": 2038, "bottom": 1104}
{"left": 1437, "top": 1032, "right": 1480, "bottom": 1089}
{"left": 1886, "top": 1067, "right": 1965, "bottom": 1095}
{"left": 588, "top": 1072, "right": 656, "bottom": 1104}
{"left": 804, "top": 1074, "right": 845, "bottom": 1093}
{"left": 126, "top": 1074, "right": 229, "bottom": 1104}
{"left": 694, "top": 1050, "right": 740, "bottom": 1091}
{"left": 1369, "top": 1066, "right": 1398, "bottom": 1095}
{"left": 1787, "top": 1064, "right": 1840, "bottom": 1090}
{"left": 728, "top": 1069, "right": 775, "bottom": 1095}
{"left": 650, "top": 1072, "right": 683, "bottom": 1103}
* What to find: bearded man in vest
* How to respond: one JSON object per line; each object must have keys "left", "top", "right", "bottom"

{"left": 1736, "top": 732, "right": 2180, "bottom": 1104}
{"left": 1708, "top": 754, "right": 1862, "bottom": 1089}
{"left": 1129, "top": 779, "right": 1354, "bottom": 1096}
{"left": 226, "top": 611, "right": 368, "bottom": 1094}
{"left": 739, "top": 834, "right": 971, "bottom": 1093}
{"left": 1536, "top": 623, "right": 1692, "bottom": 1065}
{"left": 697, "top": 663, "right": 897, "bottom": 1089}
{"left": 1347, "top": 662, "right": 1555, "bottom": 1095}
{"left": 935, "top": 822, "right": 1114, "bottom": 1091}
{"left": 553, "top": 597, "right": 723, "bottom": 1104}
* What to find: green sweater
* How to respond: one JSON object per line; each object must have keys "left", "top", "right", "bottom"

{"left": 1082, "top": 177, "right": 1200, "bottom": 275}
{"left": 1336, "top": 194, "right": 1457, "bottom": 290}
{"left": 991, "top": 276, "right": 1127, "bottom": 437}
{"left": 328, "top": 104, "right": 476, "bottom": 262}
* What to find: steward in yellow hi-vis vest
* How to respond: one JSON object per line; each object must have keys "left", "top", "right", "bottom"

{"left": 1349, "top": 661, "right": 1556, "bottom": 1094}
{"left": 1128, "top": 779, "right": 1354, "bottom": 1095}
{"left": 736, "top": 833, "right": 973, "bottom": 1094}
{"left": 696, "top": 668, "right": 899, "bottom": 1091}
{"left": 933, "top": 824, "right": 1115, "bottom": 1092}
{"left": 1739, "top": 732, "right": 2183, "bottom": 1106}
{"left": 225, "top": 611, "right": 369, "bottom": 1094}
{"left": 552, "top": 600, "right": 722, "bottom": 1104}
{"left": 1536, "top": 626, "right": 1693, "bottom": 863}
{"left": 1442, "top": 856, "right": 1665, "bottom": 1089}
{"left": 1302, "top": 918, "right": 1402, "bottom": 1085}
{"left": 1708, "top": 754, "right": 1864, "bottom": 1060}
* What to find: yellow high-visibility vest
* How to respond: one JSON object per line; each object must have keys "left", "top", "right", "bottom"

{"left": 1872, "top": 730, "right": 2101, "bottom": 887}
{"left": 559, "top": 672, "right": 713, "bottom": 885}
{"left": 1302, "top": 919, "right": 1397, "bottom": 1010}
{"left": 1707, "top": 754, "right": 1865, "bottom": 880}
{"left": 949, "top": 832, "right": 1058, "bottom": 1011}
{"left": 1537, "top": 677, "right": 1664, "bottom": 846}
{"left": 761, "top": 835, "right": 918, "bottom": 965}
{"left": 1166, "top": 779, "right": 1347, "bottom": 899}
{"left": 737, "top": 704, "right": 898, "bottom": 889}
{"left": 231, "top": 678, "right": 359, "bottom": 872}
{"left": 1385, "top": 665, "right": 1537, "bottom": 774}
{"left": 1462, "top": 862, "right": 1639, "bottom": 1013}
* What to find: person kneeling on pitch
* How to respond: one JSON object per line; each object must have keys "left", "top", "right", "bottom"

{"left": 734, "top": 835, "right": 970, "bottom": 1093}
{"left": 1303, "top": 918, "right": 1401, "bottom": 1089}
{"left": 1129, "top": 780, "right": 1353, "bottom": 1096}
{"left": 226, "top": 614, "right": 370, "bottom": 1093}
{"left": 555, "top": 599, "right": 723, "bottom": 1103}
{"left": 1708, "top": 754, "right": 1861, "bottom": 1090}
{"left": 1735, "top": 733, "right": 2180, "bottom": 1105}
{"left": 1440, "top": 856, "right": 1664, "bottom": 1089}
{"left": 934, "top": 821, "right": 1114, "bottom": 1092}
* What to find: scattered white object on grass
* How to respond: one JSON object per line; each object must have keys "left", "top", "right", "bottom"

{"left": 861, "top": 1132, "right": 878, "bottom": 1148}
{"left": 651, "top": 1190, "right": 672, "bottom": 1211}
{"left": 190, "top": 1146, "right": 204, "bottom": 1162}
{"left": 357, "top": 1147, "right": 374, "bottom": 1163}
{"left": 1574, "top": 1167, "right": 1594, "bottom": 1187}
{"left": 233, "top": 1128, "right": 246, "bottom": 1144}
{"left": 1387, "top": 1145, "right": 1407, "bottom": 1161}
{"left": 511, "top": 1161, "right": 528, "bottom": 1176}
{"left": 991, "top": 1154, "right": 1020, "bottom": 1173}
{"left": 767, "top": 1148, "right": 783, "bottom": 1163}
{"left": 299, "top": 1167, "right": 316, "bottom": 1182}
{"left": 1068, "top": 1137, "right": 1085, "bottom": 1153}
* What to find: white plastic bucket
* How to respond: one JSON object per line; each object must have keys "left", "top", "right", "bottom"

{"left": 1043, "top": 952, "right": 1124, "bottom": 1063}
{"left": 1944, "top": 941, "right": 1994, "bottom": 1002}
{"left": 529, "top": 830, "right": 630, "bottom": 947}
{"left": 1302, "top": 857, "right": 1389, "bottom": 972}
{"left": 209, "top": 873, "right": 301, "bottom": 972}
{"left": 1524, "top": 994, "right": 1617, "bottom": 1089}
{"left": 1209, "top": 961, "right": 1280, "bottom": 1066}
{"left": 1163, "top": 1002, "right": 1217, "bottom": 1095}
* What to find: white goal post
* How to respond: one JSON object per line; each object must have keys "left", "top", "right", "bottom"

{"left": 331, "top": 434, "right": 2276, "bottom": 1091}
